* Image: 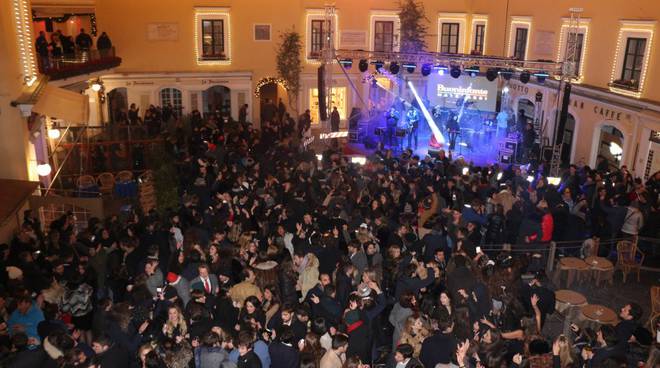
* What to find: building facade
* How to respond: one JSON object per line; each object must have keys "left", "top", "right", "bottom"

{"left": 3, "top": 0, "right": 660, "bottom": 181}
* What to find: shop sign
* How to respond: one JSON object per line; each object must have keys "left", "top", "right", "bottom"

{"left": 593, "top": 105, "right": 623, "bottom": 121}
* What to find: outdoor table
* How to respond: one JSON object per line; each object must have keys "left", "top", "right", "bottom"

{"left": 579, "top": 304, "right": 618, "bottom": 330}
{"left": 585, "top": 256, "right": 614, "bottom": 287}
{"left": 553, "top": 257, "right": 589, "bottom": 288}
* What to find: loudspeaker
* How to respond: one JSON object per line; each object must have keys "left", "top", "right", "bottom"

{"left": 317, "top": 65, "right": 327, "bottom": 121}
{"left": 556, "top": 83, "right": 572, "bottom": 145}
{"left": 348, "top": 107, "right": 361, "bottom": 130}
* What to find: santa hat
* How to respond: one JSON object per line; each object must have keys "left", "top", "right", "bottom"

{"left": 166, "top": 272, "right": 179, "bottom": 283}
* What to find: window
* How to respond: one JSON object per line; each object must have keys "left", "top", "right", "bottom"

{"left": 620, "top": 38, "right": 646, "bottom": 86}
{"left": 194, "top": 8, "right": 231, "bottom": 65}
{"left": 254, "top": 24, "right": 271, "bottom": 41}
{"left": 566, "top": 32, "right": 584, "bottom": 76}
{"left": 201, "top": 19, "right": 225, "bottom": 59}
{"left": 160, "top": 88, "right": 183, "bottom": 115}
{"left": 441, "top": 23, "right": 460, "bottom": 53}
{"left": 474, "top": 24, "right": 485, "bottom": 54}
{"left": 374, "top": 21, "right": 394, "bottom": 52}
{"left": 311, "top": 19, "right": 331, "bottom": 56}
{"left": 513, "top": 28, "right": 528, "bottom": 60}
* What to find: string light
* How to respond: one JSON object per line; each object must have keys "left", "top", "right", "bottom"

{"left": 437, "top": 13, "right": 467, "bottom": 53}
{"left": 555, "top": 20, "right": 590, "bottom": 84}
{"left": 254, "top": 77, "right": 288, "bottom": 97}
{"left": 90, "top": 14, "right": 97, "bottom": 36}
{"left": 471, "top": 15, "right": 488, "bottom": 54}
{"left": 369, "top": 11, "right": 400, "bottom": 53}
{"left": 194, "top": 7, "right": 232, "bottom": 65}
{"left": 608, "top": 22, "right": 655, "bottom": 98}
{"left": 507, "top": 17, "right": 532, "bottom": 58}
{"left": 305, "top": 9, "right": 339, "bottom": 64}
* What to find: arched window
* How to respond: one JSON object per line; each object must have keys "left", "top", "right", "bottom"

{"left": 160, "top": 88, "right": 183, "bottom": 116}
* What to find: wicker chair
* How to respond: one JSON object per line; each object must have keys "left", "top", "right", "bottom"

{"left": 138, "top": 170, "right": 154, "bottom": 184}
{"left": 97, "top": 172, "right": 115, "bottom": 195}
{"left": 648, "top": 286, "right": 660, "bottom": 329}
{"left": 76, "top": 175, "right": 96, "bottom": 189}
{"left": 117, "top": 170, "right": 134, "bottom": 183}
{"left": 615, "top": 240, "right": 645, "bottom": 282}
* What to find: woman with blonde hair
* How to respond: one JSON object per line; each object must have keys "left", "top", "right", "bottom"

{"left": 552, "top": 335, "right": 575, "bottom": 368}
{"left": 398, "top": 313, "right": 430, "bottom": 357}
{"left": 162, "top": 305, "right": 188, "bottom": 340}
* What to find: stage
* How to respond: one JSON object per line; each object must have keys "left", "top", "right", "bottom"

{"left": 340, "top": 73, "right": 521, "bottom": 167}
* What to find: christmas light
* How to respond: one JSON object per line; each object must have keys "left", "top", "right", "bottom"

{"left": 471, "top": 15, "right": 488, "bottom": 54}
{"left": 437, "top": 13, "right": 467, "bottom": 53}
{"left": 194, "top": 8, "right": 232, "bottom": 65}
{"left": 507, "top": 17, "right": 532, "bottom": 59}
{"left": 254, "top": 77, "right": 288, "bottom": 97}
{"left": 608, "top": 22, "right": 654, "bottom": 98}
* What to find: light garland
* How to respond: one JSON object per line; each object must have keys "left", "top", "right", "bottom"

{"left": 305, "top": 9, "right": 339, "bottom": 64}
{"left": 555, "top": 20, "right": 590, "bottom": 83}
{"left": 507, "top": 17, "right": 532, "bottom": 59}
{"left": 90, "top": 14, "right": 97, "bottom": 36}
{"left": 13, "top": 0, "right": 37, "bottom": 84}
{"left": 470, "top": 15, "right": 488, "bottom": 54}
{"left": 437, "top": 13, "right": 467, "bottom": 54}
{"left": 254, "top": 77, "right": 289, "bottom": 97}
{"left": 194, "top": 7, "right": 232, "bottom": 65}
{"left": 608, "top": 22, "right": 655, "bottom": 98}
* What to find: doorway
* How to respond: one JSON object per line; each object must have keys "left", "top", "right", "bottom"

{"left": 202, "top": 85, "right": 231, "bottom": 117}
{"left": 597, "top": 125, "right": 625, "bottom": 170}
{"left": 107, "top": 87, "right": 128, "bottom": 124}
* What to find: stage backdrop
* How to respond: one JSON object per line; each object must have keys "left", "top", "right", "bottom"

{"left": 425, "top": 75, "right": 498, "bottom": 112}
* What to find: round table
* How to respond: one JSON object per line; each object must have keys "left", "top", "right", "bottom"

{"left": 553, "top": 257, "right": 590, "bottom": 288}
{"left": 585, "top": 256, "right": 614, "bottom": 287}
{"left": 579, "top": 304, "right": 618, "bottom": 330}
{"left": 555, "top": 289, "right": 587, "bottom": 315}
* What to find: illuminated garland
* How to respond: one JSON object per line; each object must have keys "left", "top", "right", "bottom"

{"left": 254, "top": 77, "right": 289, "bottom": 97}
{"left": 90, "top": 14, "right": 97, "bottom": 36}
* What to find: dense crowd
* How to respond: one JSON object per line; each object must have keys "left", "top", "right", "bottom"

{"left": 1, "top": 106, "right": 659, "bottom": 368}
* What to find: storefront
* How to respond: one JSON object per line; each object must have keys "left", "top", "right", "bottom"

{"left": 100, "top": 72, "right": 253, "bottom": 123}
{"left": 507, "top": 79, "right": 660, "bottom": 178}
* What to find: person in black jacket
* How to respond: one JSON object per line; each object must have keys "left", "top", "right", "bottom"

{"left": 269, "top": 326, "right": 299, "bottom": 368}
{"left": 420, "top": 316, "right": 456, "bottom": 368}
{"left": 92, "top": 334, "right": 130, "bottom": 368}
{"left": 237, "top": 331, "right": 262, "bottom": 368}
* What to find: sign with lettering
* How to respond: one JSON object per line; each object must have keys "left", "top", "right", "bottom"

{"left": 340, "top": 31, "right": 367, "bottom": 49}
{"left": 437, "top": 84, "right": 489, "bottom": 100}
{"left": 593, "top": 106, "right": 623, "bottom": 121}
{"left": 147, "top": 23, "right": 179, "bottom": 41}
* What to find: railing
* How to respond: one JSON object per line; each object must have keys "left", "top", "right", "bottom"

{"left": 38, "top": 47, "right": 122, "bottom": 81}
{"left": 608, "top": 80, "right": 640, "bottom": 92}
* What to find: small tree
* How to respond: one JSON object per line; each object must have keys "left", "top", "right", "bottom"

{"left": 398, "top": 0, "right": 428, "bottom": 54}
{"left": 276, "top": 29, "right": 303, "bottom": 117}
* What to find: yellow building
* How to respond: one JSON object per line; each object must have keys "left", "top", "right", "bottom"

{"left": 4, "top": 0, "right": 660, "bottom": 181}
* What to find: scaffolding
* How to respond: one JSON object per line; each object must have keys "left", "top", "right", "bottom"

{"left": 549, "top": 7, "right": 582, "bottom": 177}
{"left": 320, "top": 3, "right": 336, "bottom": 129}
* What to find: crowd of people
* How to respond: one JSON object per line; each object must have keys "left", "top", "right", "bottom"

{"left": 1, "top": 106, "right": 659, "bottom": 368}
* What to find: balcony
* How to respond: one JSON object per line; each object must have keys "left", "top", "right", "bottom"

{"left": 38, "top": 47, "right": 122, "bottom": 81}
{"left": 608, "top": 79, "right": 640, "bottom": 93}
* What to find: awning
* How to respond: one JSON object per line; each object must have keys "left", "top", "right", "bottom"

{"left": 32, "top": 85, "right": 89, "bottom": 123}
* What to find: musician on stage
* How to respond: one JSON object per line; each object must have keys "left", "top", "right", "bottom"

{"left": 385, "top": 106, "right": 400, "bottom": 148}
{"left": 405, "top": 107, "right": 420, "bottom": 150}
{"left": 446, "top": 112, "right": 460, "bottom": 150}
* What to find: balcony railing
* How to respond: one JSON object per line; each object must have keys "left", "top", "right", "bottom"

{"left": 608, "top": 79, "right": 640, "bottom": 92}
{"left": 38, "top": 47, "right": 122, "bottom": 81}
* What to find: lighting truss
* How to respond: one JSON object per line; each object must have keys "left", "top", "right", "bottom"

{"left": 335, "top": 49, "right": 564, "bottom": 77}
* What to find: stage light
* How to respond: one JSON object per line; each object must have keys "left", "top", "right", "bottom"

{"left": 403, "top": 62, "right": 416, "bottom": 73}
{"left": 450, "top": 66, "right": 461, "bottom": 79}
{"left": 351, "top": 156, "right": 367, "bottom": 165}
{"left": 91, "top": 83, "right": 102, "bottom": 92}
{"left": 36, "top": 163, "right": 52, "bottom": 176}
{"left": 534, "top": 71, "right": 549, "bottom": 83}
{"left": 520, "top": 71, "right": 531, "bottom": 84}
{"left": 359, "top": 59, "right": 369, "bottom": 72}
{"left": 486, "top": 68, "right": 498, "bottom": 81}
{"left": 407, "top": 81, "right": 446, "bottom": 145}
{"left": 372, "top": 60, "right": 384, "bottom": 71}
{"left": 421, "top": 63, "right": 432, "bottom": 76}
{"left": 389, "top": 62, "right": 400, "bottom": 74}
{"left": 462, "top": 167, "right": 469, "bottom": 176}
{"left": 499, "top": 69, "right": 513, "bottom": 80}
{"left": 339, "top": 59, "right": 353, "bottom": 69}
{"left": 434, "top": 64, "right": 448, "bottom": 76}
{"left": 496, "top": 172, "right": 503, "bottom": 180}
{"left": 526, "top": 175, "right": 534, "bottom": 183}
{"left": 465, "top": 65, "right": 480, "bottom": 77}
{"left": 47, "top": 128, "right": 61, "bottom": 139}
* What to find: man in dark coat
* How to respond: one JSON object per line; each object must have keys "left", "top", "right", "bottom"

{"left": 268, "top": 326, "right": 299, "bottom": 368}
{"left": 92, "top": 334, "right": 130, "bottom": 368}
{"left": 419, "top": 316, "right": 456, "bottom": 368}
{"left": 75, "top": 28, "right": 93, "bottom": 50}
{"left": 330, "top": 107, "right": 340, "bottom": 132}
{"left": 237, "top": 331, "right": 262, "bottom": 368}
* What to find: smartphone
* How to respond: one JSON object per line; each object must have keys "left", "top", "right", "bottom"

{"left": 476, "top": 246, "right": 482, "bottom": 253}
{"left": 91, "top": 235, "right": 96, "bottom": 242}
{"left": 156, "top": 287, "right": 162, "bottom": 293}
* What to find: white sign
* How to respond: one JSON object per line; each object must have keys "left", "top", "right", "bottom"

{"left": 340, "top": 31, "right": 367, "bottom": 49}
{"left": 437, "top": 84, "right": 489, "bottom": 100}
{"left": 319, "top": 131, "right": 349, "bottom": 139}
{"left": 147, "top": 23, "right": 179, "bottom": 41}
